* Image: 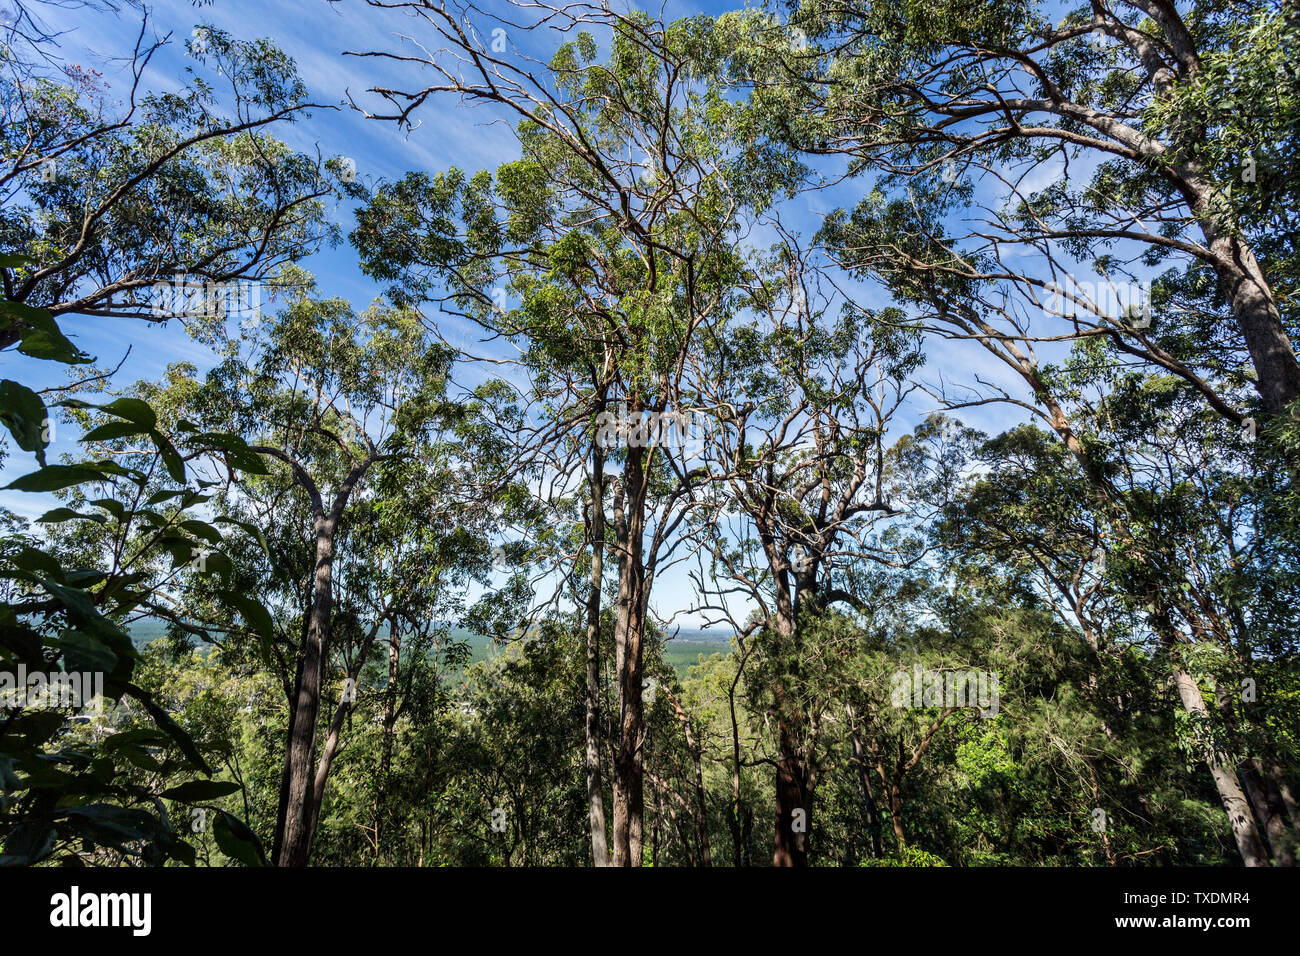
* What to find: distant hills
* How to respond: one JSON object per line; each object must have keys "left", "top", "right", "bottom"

{"left": 128, "top": 619, "right": 734, "bottom": 675}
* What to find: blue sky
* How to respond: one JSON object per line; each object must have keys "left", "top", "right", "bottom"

{"left": 3, "top": 0, "right": 1062, "bottom": 629}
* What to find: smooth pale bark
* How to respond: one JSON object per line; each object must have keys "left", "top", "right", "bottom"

{"left": 1191, "top": 216, "right": 1300, "bottom": 414}
{"left": 584, "top": 451, "right": 611, "bottom": 867}
{"left": 1172, "top": 668, "right": 1270, "bottom": 867}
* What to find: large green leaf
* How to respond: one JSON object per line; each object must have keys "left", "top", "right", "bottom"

{"left": 5, "top": 464, "right": 108, "bottom": 492}
{"left": 0, "top": 303, "right": 92, "bottom": 365}
{"left": 0, "top": 379, "right": 49, "bottom": 465}
{"left": 160, "top": 780, "right": 242, "bottom": 803}
{"left": 213, "top": 811, "right": 267, "bottom": 867}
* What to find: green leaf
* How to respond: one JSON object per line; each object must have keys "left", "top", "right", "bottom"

{"left": 87, "top": 497, "right": 127, "bottom": 520}
{"left": 99, "top": 397, "right": 158, "bottom": 429}
{"left": 0, "top": 379, "right": 49, "bottom": 465}
{"left": 2, "top": 305, "right": 93, "bottom": 365}
{"left": 213, "top": 811, "right": 267, "bottom": 866}
{"left": 216, "top": 590, "right": 275, "bottom": 649}
{"left": 5, "top": 464, "right": 107, "bottom": 492}
{"left": 160, "top": 780, "right": 242, "bottom": 803}
{"left": 82, "top": 420, "right": 150, "bottom": 442}
{"left": 179, "top": 519, "right": 223, "bottom": 544}
{"left": 37, "top": 507, "right": 107, "bottom": 525}
{"left": 151, "top": 429, "right": 186, "bottom": 483}
{"left": 122, "top": 683, "right": 212, "bottom": 775}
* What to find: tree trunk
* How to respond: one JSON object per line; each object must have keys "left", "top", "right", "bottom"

{"left": 1196, "top": 221, "right": 1300, "bottom": 414}
{"left": 611, "top": 447, "right": 648, "bottom": 867}
{"left": 276, "top": 518, "right": 335, "bottom": 867}
{"left": 772, "top": 718, "right": 810, "bottom": 866}
{"left": 1171, "top": 667, "right": 1270, "bottom": 866}
{"left": 847, "top": 705, "right": 883, "bottom": 859}
{"left": 375, "top": 623, "right": 401, "bottom": 862}
{"left": 883, "top": 772, "right": 907, "bottom": 849}
{"left": 270, "top": 652, "right": 304, "bottom": 865}
{"left": 584, "top": 450, "right": 611, "bottom": 867}
{"left": 611, "top": 577, "right": 647, "bottom": 866}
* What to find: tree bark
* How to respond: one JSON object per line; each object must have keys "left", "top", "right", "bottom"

{"left": 611, "top": 447, "right": 648, "bottom": 867}
{"left": 847, "top": 705, "right": 883, "bottom": 859}
{"left": 1195, "top": 221, "right": 1300, "bottom": 414}
{"left": 1171, "top": 667, "right": 1270, "bottom": 867}
{"left": 584, "top": 448, "right": 611, "bottom": 867}
{"left": 375, "top": 622, "right": 401, "bottom": 861}
{"left": 772, "top": 717, "right": 810, "bottom": 866}
{"left": 276, "top": 517, "right": 335, "bottom": 867}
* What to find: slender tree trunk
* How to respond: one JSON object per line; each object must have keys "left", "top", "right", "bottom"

{"left": 375, "top": 623, "right": 400, "bottom": 862}
{"left": 846, "top": 705, "right": 883, "bottom": 859}
{"left": 584, "top": 449, "right": 611, "bottom": 867}
{"left": 276, "top": 517, "right": 335, "bottom": 867}
{"left": 1171, "top": 668, "right": 1270, "bottom": 866}
{"left": 883, "top": 772, "right": 907, "bottom": 849}
{"left": 271, "top": 652, "right": 304, "bottom": 865}
{"left": 1270, "top": 764, "right": 1300, "bottom": 839}
{"left": 306, "top": 692, "right": 348, "bottom": 841}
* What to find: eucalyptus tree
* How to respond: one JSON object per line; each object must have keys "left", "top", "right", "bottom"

{"left": 931, "top": 334, "right": 1300, "bottom": 866}
{"left": 0, "top": 11, "right": 349, "bottom": 354}
{"left": 775, "top": 0, "right": 1300, "bottom": 417}
{"left": 687, "top": 237, "right": 924, "bottom": 864}
{"left": 166, "top": 272, "right": 482, "bottom": 866}
{"left": 348, "top": 3, "right": 801, "bottom": 865}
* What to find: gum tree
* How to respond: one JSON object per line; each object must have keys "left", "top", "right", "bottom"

{"left": 349, "top": 4, "right": 800, "bottom": 865}
{"left": 169, "top": 274, "right": 479, "bottom": 866}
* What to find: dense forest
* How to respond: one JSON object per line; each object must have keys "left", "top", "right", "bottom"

{"left": 1, "top": 0, "right": 1298, "bottom": 871}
